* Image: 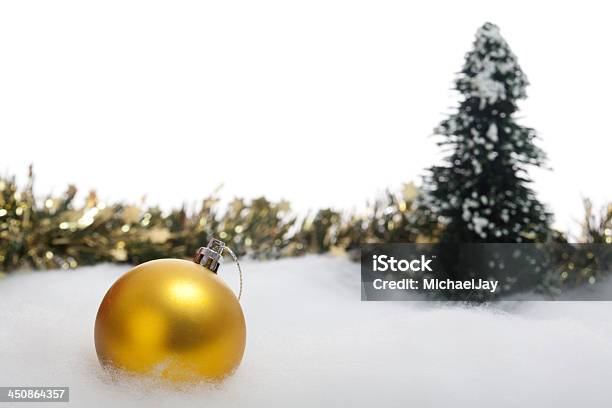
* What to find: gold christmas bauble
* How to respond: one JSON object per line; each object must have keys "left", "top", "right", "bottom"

{"left": 94, "top": 256, "right": 246, "bottom": 382}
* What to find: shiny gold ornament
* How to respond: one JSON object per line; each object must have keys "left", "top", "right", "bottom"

{"left": 94, "top": 239, "right": 246, "bottom": 382}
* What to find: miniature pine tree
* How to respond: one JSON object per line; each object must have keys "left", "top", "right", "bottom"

{"left": 422, "top": 22, "right": 551, "bottom": 243}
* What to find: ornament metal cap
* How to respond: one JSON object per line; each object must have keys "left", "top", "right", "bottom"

{"left": 194, "top": 238, "right": 226, "bottom": 273}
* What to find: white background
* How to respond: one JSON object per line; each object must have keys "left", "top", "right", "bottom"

{"left": 1, "top": 0, "right": 610, "bottom": 236}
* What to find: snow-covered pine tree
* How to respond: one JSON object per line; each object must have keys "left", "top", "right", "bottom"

{"left": 422, "top": 22, "right": 551, "bottom": 243}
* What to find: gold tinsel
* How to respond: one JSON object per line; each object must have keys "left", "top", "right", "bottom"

{"left": 1, "top": 169, "right": 609, "bottom": 278}
{"left": 0, "top": 168, "right": 425, "bottom": 273}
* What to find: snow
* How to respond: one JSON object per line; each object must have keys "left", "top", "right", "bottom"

{"left": 470, "top": 58, "right": 508, "bottom": 109}
{"left": 501, "top": 210, "right": 510, "bottom": 223}
{"left": 471, "top": 159, "right": 482, "bottom": 175}
{"left": 476, "top": 22, "right": 504, "bottom": 44}
{"left": 472, "top": 216, "right": 489, "bottom": 237}
{"left": 486, "top": 123, "right": 498, "bottom": 142}
{"left": 462, "top": 23, "right": 528, "bottom": 110}
{"left": 462, "top": 198, "right": 479, "bottom": 222}
{"left": 1, "top": 256, "right": 612, "bottom": 407}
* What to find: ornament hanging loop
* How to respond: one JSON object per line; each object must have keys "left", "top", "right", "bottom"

{"left": 194, "top": 238, "right": 244, "bottom": 301}
{"left": 222, "top": 245, "right": 243, "bottom": 301}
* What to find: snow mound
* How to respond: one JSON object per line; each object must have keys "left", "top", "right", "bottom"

{"left": 1, "top": 256, "right": 612, "bottom": 407}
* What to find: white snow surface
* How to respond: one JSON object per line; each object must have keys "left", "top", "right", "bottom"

{"left": 1, "top": 256, "right": 612, "bottom": 408}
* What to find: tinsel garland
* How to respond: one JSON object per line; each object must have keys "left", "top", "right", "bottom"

{"left": 1, "top": 168, "right": 610, "bottom": 288}
{"left": 0, "top": 168, "right": 427, "bottom": 273}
